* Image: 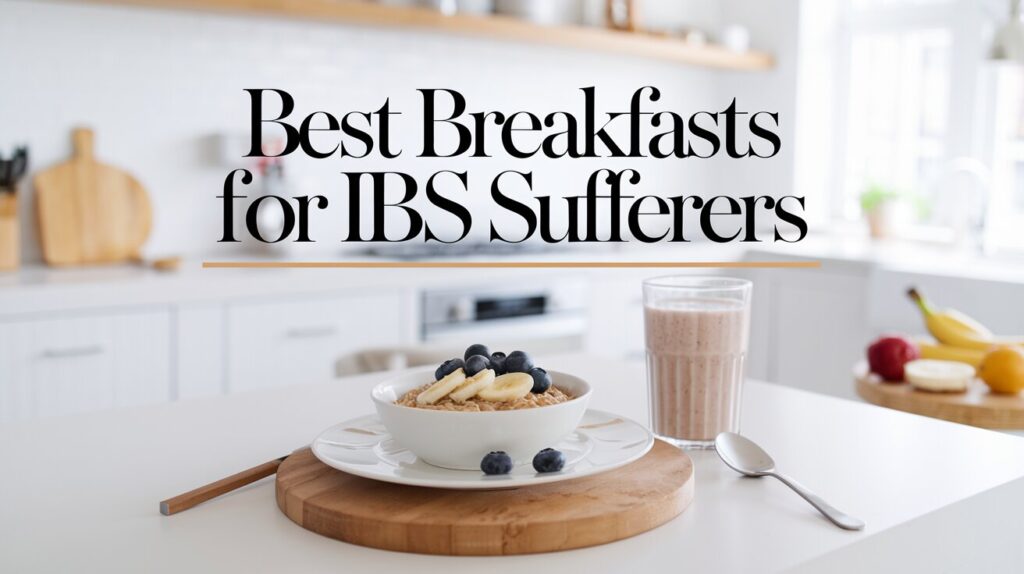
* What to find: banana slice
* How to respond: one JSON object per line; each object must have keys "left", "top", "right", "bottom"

{"left": 476, "top": 372, "right": 533, "bottom": 402}
{"left": 905, "top": 359, "right": 974, "bottom": 392}
{"left": 416, "top": 369, "right": 467, "bottom": 405}
{"left": 449, "top": 369, "right": 496, "bottom": 402}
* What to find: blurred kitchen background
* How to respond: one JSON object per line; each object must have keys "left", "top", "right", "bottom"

{"left": 0, "top": 0, "right": 1022, "bottom": 422}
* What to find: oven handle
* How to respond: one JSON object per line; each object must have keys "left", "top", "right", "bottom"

{"left": 423, "top": 313, "right": 586, "bottom": 341}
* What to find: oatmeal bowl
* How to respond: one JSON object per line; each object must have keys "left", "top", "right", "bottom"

{"left": 371, "top": 348, "right": 591, "bottom": 470}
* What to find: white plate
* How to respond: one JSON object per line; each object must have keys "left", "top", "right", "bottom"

{"left": 311, "top": 409, "right": 654, "bottom": 489}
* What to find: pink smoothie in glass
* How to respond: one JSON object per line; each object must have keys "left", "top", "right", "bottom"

{"left": 644, "top": 298, "right": 750, "bottom": 443}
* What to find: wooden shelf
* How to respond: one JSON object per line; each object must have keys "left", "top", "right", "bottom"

{"left": 78, "top": 0, "right": 774, "bottom": 71}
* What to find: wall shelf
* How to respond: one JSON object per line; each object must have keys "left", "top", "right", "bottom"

{"left": 78, "top": 0, "right": 775, "bottom": 71}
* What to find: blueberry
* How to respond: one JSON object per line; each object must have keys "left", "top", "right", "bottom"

{"left": 504, "top": 350, "right": 534, "bottom": 373}
{"left": 532, "top": 448, "right": 565, "bottom": 473}
{"left": 464, "top": 344, "right": 490, "bottom": 361}
{"left": 528, "top": 367, "right": 551, "bottom": 393}
{"left": 481, "top": 451, "right": 513, "bottom": 475}
{"left": 465, "top": 354, "right": 492, "bottom": 376}
{"left": 490, "top": 352, "right": 507, "bottom": 374}
{"left": 434, "top": 358, "right": 464, "bottom": 380}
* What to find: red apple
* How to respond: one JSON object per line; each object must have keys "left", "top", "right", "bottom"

{"left": 867, "top": 336, "right": 920, "bottom": 382}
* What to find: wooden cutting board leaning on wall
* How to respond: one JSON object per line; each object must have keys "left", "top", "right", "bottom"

{"left": 35, "top": 128, "right": 152, "bottom": 266}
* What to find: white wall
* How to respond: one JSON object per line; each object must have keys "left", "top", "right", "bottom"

{"left": 1, "top": 0, "right": 795, "bottom": 261}
{"left": 715, "top": 0, "right": 802, "bottom": 220}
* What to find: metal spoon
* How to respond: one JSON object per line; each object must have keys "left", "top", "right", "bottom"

{"left": 715, "top": 432, "right": 865, "bottom": 531}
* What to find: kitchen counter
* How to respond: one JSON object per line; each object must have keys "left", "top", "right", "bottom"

{"left": 751, "top": 233, "right": 1024, "bottom": 284}
{"left": 3, "top": 234, "right": 1022, "bottom": 319}
{"left": 0, "top": 243, "right": 746, "bottom": 317}
{"left": 3, "top": 353, "right": 1024, "bottom": 573}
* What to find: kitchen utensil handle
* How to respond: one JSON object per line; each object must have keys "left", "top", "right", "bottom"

{"left": 768, "top": 472, "right": 865, "bottom": 531}
{"left": 11, "top": 150, "right": 27, "bottom": 182}
{"left": 159, "top": 455, "right": 286, "bottom": 516}
{"left": 72, "top": 128, "right": 93, "bottom": 159}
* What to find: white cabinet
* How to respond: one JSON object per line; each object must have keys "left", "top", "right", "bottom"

{"left": 176, "top": 304, "right": 226, "bottom": 400}
{"left": 226, "top": 291, "right": 406, "bottom": 393}
{"left": 586, "top": 275, "right": 646, "bottom": 361}
{"left": 0, "top": 289, "right": 409, "bottom": 421}
{"left": 0, "top": 310, "right": 171, "bottom": 421}
{"left": 773, "top": 271, "right": 869, "bottom": 399}
{"left": 746, "top": 265, "right": 870, "bottom": 400}
{"left": 868, "top": 270, "right": 1024, "bottom": 336}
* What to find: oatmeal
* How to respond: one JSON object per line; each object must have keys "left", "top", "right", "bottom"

{"left": 396, "top": 383, "right": 573, "bottom": 411}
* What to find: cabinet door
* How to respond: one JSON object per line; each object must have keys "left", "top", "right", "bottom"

{"left": 226, "top": 292, "right": 405, "bottom": 393}
{"left": 743, "top": 268, "right": 774, "bottom": 382}
{"left": 176, "top": 304, "right": 226, "bottom": 400}
{"left": 0, "top": 310, "right": 171, "bottom": 421}
{"left": 586, "top": 276, "right": 646, "bottom": 361}
{"left": 772, "top": 270, "right": 869, "bottom": 399}
{"left": 868, "top": 270, "right": 1024, "bottom": 335}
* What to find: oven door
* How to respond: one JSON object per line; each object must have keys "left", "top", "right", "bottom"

{"left": 421, "top": 282, "right": 588, "bottom": 353}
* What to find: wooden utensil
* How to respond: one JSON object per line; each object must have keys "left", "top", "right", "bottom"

{"left": 35, "top": 128, "right": 152, "bottom": 266}
{"left": 276, "top": 440, "right": 693, "bottom": 555}
{"left": 0, "top": 192, "right": 17, "bottom": 271}
{"left": 160, "top": 455, "right": 288, "bottom": 516}
{"left": 0, "top": 146, "right": 28, "bottom": 271}
{"left": 132, "top": 254, "right": 183, "bottom": 272}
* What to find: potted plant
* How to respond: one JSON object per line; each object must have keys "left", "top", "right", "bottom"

{"left": 860, "top": 183, "right": 901, "bottom": 239}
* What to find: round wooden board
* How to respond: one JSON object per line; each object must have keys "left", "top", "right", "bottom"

{"left": 854, "top": 363, "right": 1024, "bottom": 429}
{"left": 276, "top": 439, "right": 693, "bottom": 555}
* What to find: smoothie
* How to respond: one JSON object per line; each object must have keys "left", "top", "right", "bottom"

{"left": 644, "top": 298, "right": 750, "bottom": 444}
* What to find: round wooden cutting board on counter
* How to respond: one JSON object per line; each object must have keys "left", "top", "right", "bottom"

{"left": 275, "top": 439, "right": 694, "bottom": 555}
{"left": 855, "top": 363, "right": 1024, "bottom": 429}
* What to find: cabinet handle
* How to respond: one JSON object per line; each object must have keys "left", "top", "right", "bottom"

{"left": 285, "top": 326, "right": 338, "bottom": 339}
{"left": 40, "top": 345, "right": 106, "bottom": 359}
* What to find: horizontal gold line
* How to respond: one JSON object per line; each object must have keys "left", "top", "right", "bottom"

{"left": 202, "top": 261, "right": 821, "bottom": 269}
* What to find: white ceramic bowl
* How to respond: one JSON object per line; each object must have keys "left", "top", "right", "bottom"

{"left": 371, "top": 367, "right": 592, "bottom": 470}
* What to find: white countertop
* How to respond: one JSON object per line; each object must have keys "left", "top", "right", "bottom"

{"left": 2, "top": 354, "right": 1024, "bottom": 573}
{"left": 750, "top": 233, "right": 1024, "bottom": 283}
{"left": 0, "top": 243, "right": 744, "bottom": 317}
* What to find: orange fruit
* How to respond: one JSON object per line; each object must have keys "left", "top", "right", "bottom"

{"left": 978, "top": 346, "right": 1024, "bottom": 394}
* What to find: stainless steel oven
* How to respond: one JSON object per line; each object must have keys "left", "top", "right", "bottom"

{"left": 421, "top": 279, "right": 588, "bottom": 352}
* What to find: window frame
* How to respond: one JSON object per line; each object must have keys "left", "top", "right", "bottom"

{"left": 830, "top": 0, "right": 999, "bottom": 242}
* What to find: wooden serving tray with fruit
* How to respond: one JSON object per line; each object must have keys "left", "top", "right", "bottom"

{"left": 854, "top": 362, "right": 1024, "bottom": 430}
{"left": 856, "top": 289, "right": 1024, "bottom": 429}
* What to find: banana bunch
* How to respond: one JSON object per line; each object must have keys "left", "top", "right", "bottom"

{"left": 908, "top": 288, "right": 1024, "bottom": 354}
{"left": 917, "top": 340, "right": 985, "bottom": 367}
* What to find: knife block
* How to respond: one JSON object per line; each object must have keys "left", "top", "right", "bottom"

{"left": 0, "top": 191, "right": 18, "bottom": 271}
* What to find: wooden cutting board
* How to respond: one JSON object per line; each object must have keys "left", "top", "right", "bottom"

{"left": 855, "top": 363, "right": 1024, "bottom": 429}
{"left": 35, "top": 128, "right": 152, "bottom": 266}
{"left": 276, "top": 439, "right": 694, "bottom": 555}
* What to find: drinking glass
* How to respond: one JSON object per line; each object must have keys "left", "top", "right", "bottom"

{"left": 642, "top": 276, "right": 752, "bottom": 450}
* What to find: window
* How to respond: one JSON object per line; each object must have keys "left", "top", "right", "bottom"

{"left": 841, "top": 28, "right": 951, "bottom": 221}
{"left": 987, "top": 65, "right": 1024, "bottom": 251}
{"left": 833, "top": 0, "right": 1024, "bottom": 252}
